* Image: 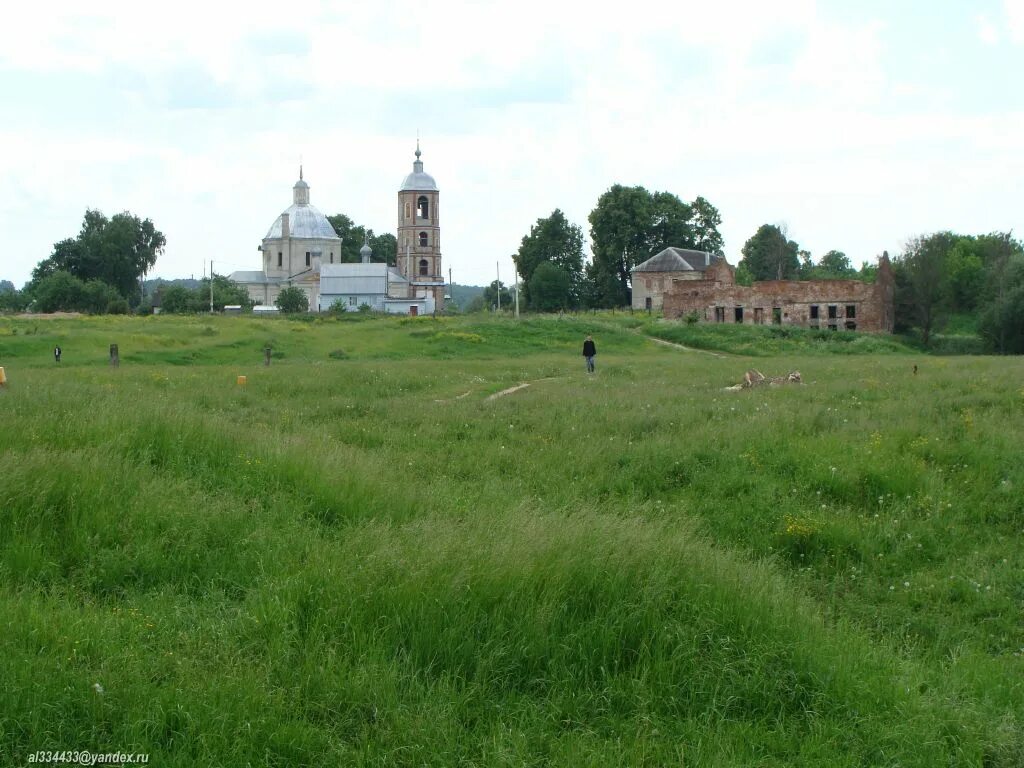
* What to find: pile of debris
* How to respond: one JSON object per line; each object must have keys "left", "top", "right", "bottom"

{"left": 725, "top": 369, "right": 802, "bottom": 391}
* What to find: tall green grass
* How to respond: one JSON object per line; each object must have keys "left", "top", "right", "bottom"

{"left": 1, "top": 315, "right": 1021, "bottom": 766}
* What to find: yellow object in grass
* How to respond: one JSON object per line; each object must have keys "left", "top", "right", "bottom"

{"left": 237, "top": 375, "right": 247, "bottom": 386}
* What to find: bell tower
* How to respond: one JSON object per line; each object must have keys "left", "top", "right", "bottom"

{"left": 397, "top": 141, "right": 443, "bottom": 307}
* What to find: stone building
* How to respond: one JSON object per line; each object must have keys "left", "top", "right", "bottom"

{"left": 631, "top": 247, "right": 717, "bottom": 311}
{"left": 662, "top": 255, "right": 895, "bottom": 332}
{"left": 229, "top": 144, "right": 444, "bottom": 314}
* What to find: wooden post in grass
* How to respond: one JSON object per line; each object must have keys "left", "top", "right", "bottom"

{"left": 109, "top": 344, "right": 119, "bottom": 368}
{"left": 264, "top": 346, "right": 272, "bottom": 367}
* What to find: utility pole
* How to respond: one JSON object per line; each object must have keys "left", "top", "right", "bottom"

{"left": 496, "top": 261, "right": 501, "bottom": 312}
{"left": 209, "top": 260, "right": 214, "bottom": 313}
{"left": 514, "top": 268, "right": 519, "bottom": 319}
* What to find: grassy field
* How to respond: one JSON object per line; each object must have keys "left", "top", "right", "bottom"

{"left": 1, "top": 314, "right": 1022, "bottom": 766}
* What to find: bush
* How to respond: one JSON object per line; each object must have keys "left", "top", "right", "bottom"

{"left": 275, "top": 286, "right": 309, "bottom": 314}
{"left": 106, "top": 299, "right": 130, "bottom": 315}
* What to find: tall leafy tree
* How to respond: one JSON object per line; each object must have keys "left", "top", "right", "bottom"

{"left": 32, "top": 210, "right": 165, "bottom": 304}
{"left": 648, "top": 192, "right": 693, "bottom": 254}
{"left": 514, "top": 209, "right": 584, "bottom": 309}
{"left": 690, "top": 196, "right": 725, "bottom": 256}
{"left": 739, "top": 225, "right": 800, "bottom": 281}
{"left": 589, "top": 185, "right": 654, "bottom": 304}
{"left": 897, "top": 232, "right": 958, "bottom": 345}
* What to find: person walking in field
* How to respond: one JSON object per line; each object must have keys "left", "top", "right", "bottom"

{"left": 582, "top": 334, "right": 596, "bottom": 374}
{"left": 54, "top": 345, "right": 62, "bottom": 364}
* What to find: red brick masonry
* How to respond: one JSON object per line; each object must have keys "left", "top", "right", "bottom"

{"left": 662, "top": 256, "right": 894, "bottom": 333}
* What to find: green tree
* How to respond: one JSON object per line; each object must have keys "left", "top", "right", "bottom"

{"left": 275, "top": 285, "right": 309, "bottom": 314}
{"left": 0, "top": 288, "right": 27, "bottom": 312}
{"left": 483, "top": 280, "right": 513, "bottom": 310}
{"left": 588, "top": 185, "right": 656, "bottom": 305}
{"left": 979, "top": 282, "right": 1024, "bottom": 354}
{"left": 29, "top": 271, "right": 85, "bottom": 312}
{"left": 159, "top": 285, "right": 195, "bottom": 314}
{"left": 648, "top": 192, "right": 693, "bottom": 254}
{"left": 897, "top": 232, "right": 957, "bottom": 346}
{"left": 739, "top": 225, "right": 800, "bottom": 281}
{"left": 691, "top": 196, "right": 725, "bottom": 256}
{"left": 816, "top": 250, "right": 856, "bottom": 278}
{"left": 528, "top": 262, "right": 573, "bottom": 312}
{"left": 514, "top": 209, "right": 584, "bottom": 309}
{"left": 32, "top": 209, "right": 165, "bottom": 304}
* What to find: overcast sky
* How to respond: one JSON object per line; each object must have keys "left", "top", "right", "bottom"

{"left": 2, "top": 0, "right": 1023, "bottom": 289}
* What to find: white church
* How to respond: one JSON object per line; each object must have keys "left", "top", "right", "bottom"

{"left": 230, "top": 145, "right": 445, "bottom": 315}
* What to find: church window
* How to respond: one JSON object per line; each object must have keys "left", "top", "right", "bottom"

{"left": 419, "top": 232, "right": 428, "bottom": 247}
{"left": 349, "top": 297, "right": 357, "bottom": 306}
{"left": 277, "top": 252, "right": 282, "bottom": 267}
{"left": 417, "top": 196, "right": 429, "bottom": 219}
{"left": 419, "top": 259, "right": 429, "bottom": 276}
{"left": 305, "top": 252, "right": 311, "bottom": 267}
{"left": 330, "top": 252, "right": 333, "bottom": 263}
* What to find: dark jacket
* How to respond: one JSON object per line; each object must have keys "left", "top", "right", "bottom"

{"left": 582, "top": 339, "right": 596, "bottom": 357}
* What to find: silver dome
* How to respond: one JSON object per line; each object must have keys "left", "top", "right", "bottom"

{"left": 400, "top": 144, "right": 438, "bottom": 190}
{"left": 265, "top": 203, "right": 340, "bottom": 240}
{"left": 400, "top": 170, "right": 437, "bottom": 191}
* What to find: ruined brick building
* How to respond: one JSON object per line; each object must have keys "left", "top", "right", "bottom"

{"left": 659, "top": 255, "right": 894, "bottom": 332}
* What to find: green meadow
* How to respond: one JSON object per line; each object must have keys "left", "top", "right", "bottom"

{"left": 1, "top": 314, "right": 1022, "bottom": 767}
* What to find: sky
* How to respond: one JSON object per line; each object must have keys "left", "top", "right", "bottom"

{"left": 2, "top": 0, "right": 1023, "bottom": 289}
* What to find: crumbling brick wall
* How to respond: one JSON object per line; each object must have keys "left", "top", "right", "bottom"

{"left": 663, "top": 256, "right": 895, "bottom": 333}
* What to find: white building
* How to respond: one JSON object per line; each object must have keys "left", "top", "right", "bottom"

{"left": 230, "top": 146, "right": 444, "bottom": 315}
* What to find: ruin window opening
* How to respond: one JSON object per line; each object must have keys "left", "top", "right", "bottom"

{"left": 417, "top": 196, "right": 429, "bottom": 219}
{"left": 419, "top": 232, "right": 428, "bottom": 247}
{"left": 846, "top": 305, "right": 856, "bottom": 318}
{"left": 715, "top": 306, "right": 725, "bottom": 323}
{"left": 754, "top": 307, "right": 764, "bottom": 324}
{"left": 277, "top": 252, "right": 282, "bottom": 267}
{"left": 305, "top": 251, "right": 311, "bottom": 267}
{"left": 845, "top": 321, "right": 857, "bottom": 331}
{"left": 734, "top": 306, "right": 744, "bottom": 323}
{"left": 828, "top": 305, "right": 837, "bottom": 319}
{"left": 810, "top": 305, "right": 819, "bottom": 320}
{"left": 772, "top": 307, "right": 782, "bottom": 324}
{"left": 419, "top": 259, "right": 429, "bottom": 276}
{"left": 828, "top": 323, "right": 837, "bottom": 331}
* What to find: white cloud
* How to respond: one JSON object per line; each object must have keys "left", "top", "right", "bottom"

{"left": 977, "top": 14, "right": 1000, "bottom": 45}
{"left": 1006, "top": 0, "right": 1024, "bottom": 42}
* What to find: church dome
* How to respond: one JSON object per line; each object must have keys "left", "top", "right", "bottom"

{"left": 400, "top": 144, "right": 437, "bottom": 191}
{"left": 265, "top": 203, "right": 339, "bottom": 240}
{"left": 264, "top": 167, "right": 340, "bottom": 240}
